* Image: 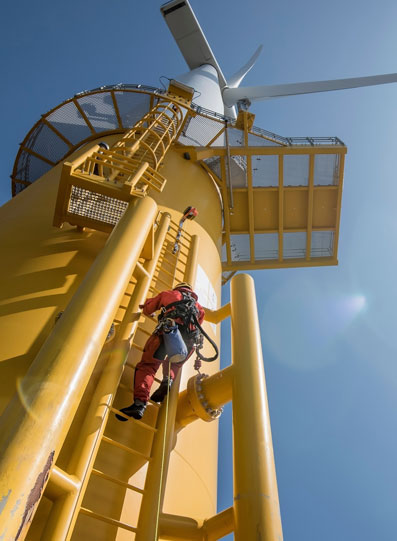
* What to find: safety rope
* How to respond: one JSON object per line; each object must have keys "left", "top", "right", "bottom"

{"left": 154, "top": 360, "right": 172, "bottom": 541}
{"left": 192, "top": 313, "right": 219, "bottom": 362}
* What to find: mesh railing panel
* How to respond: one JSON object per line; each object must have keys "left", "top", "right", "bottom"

{"left": 77, "top": 93, "right": 119, "bottom": 132}
{"left": 247, "top": 132, "right": 281, "bottom": 147}
{"left": 27, "top": 122, "right": 70, "bottom": 164}
{"left": 114, "top": 91, "right": 151, "bottom": 128}
{"left": 228, "top": 234, "right": 251, "bottom": 262}
{"left": 284, "top": 155, "right": 310, "bottom": 186}
{"left": 68, "top": 186, "right": 128, "bottom": 226}
{"left": 314, "top": 154, "right": 340, "bottom": 186}
{"left": 14, "top": 182, "right": 29, "bottom": 195}
{"left": 254, "top": 233, "right": 279, "bottom": 260}
{"left": 47, "top": 101, "right": 93, "bottom": 145}
{"left": 15, "top": 153, "right": 52, "bottom": 184}
{"left": 252, "top": 155, "right": 279, "bottom": 187}
{"left": 178, "top": 114, "right": 224, "bottom": 147}
{"left": 283, "top": 232, "right": 307, "bottom": 259}
{"left": 310, "top": 231, "right": 334, "bottom": 257}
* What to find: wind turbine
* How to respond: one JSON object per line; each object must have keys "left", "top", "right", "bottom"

{"left": 1, "top": 2, "right": 396, "bottom": 541}
{"left": 162, "top": 0, "right": 397, "bottom": 116}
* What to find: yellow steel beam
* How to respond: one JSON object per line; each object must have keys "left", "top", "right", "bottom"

{"left": 246, "top": 154, "right": 255, "bottom": 263}
{"left": 278, "top": 154, "right": 284, "bottom": 261}
{"left": 306, "top": 154, "right": 315, "bottom": 260}
{"left": 223, "top": 256, "right": 338, "bottom": 272}
{"left": 206, "top": 125, "right": 226, "bottom": 147}
{"left": 230, "top": 226, "right": 336, "bottom": 235}
{"left": 202, "top": 506, "right": 234, "bottom": 541}
{"left": 157, "top": 506, "right": 234, "bottom": 541}
{"left": 203, "top": 302, "right": 231, "bottom": 324}
{"left": 158, "top": 513, "right": 202, "bottom": 541}
{"left": 0, "top": 196, "right": 157, "bottom": 541}
{"left": 332, "top": 152, "right": 346, "bottom": 258}
{"left": 41, "top": 117, "right": 74, "bottom": 148}
{"left": 230, "top": 274, "right": 283, "bottom": 540}
{"left": 110, "top": 89, "right": 123, "bottom": 129}
{"left": 20, "top": 145, "right": 55, "bottom": 165}
{"left": 73, "top": 98, "right": 96, "bottom": 135}
{"left": 220, "top": 156, "right": 232, "bottom": 265}
{"left": 190, "top": 145, "right": 347, "bottom": 161}
{"left": 45, "top": 467, "right": 80, "bottom": 501}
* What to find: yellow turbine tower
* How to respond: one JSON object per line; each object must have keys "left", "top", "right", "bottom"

{"left": 0, "top": 1, "right": 358, "bottom": 540}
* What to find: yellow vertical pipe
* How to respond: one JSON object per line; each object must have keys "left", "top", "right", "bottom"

{"left": 41, "top": 212, "right": 171, "bottom": 541}
{"left": 135, "top": 371, "right": 182, "bottom": 541}
{"left": 184, "top": 234, "right": 199, "bottom": 285}
{"left": 0, "top": 196, "right": 157, "bottom": 541}
{"left": 230, "top": 273, "right": 283, "bottom": 541}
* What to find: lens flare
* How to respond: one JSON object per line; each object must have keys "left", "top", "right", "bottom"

{"left": 261, "top": 276, "right": 367, "bottom": 371}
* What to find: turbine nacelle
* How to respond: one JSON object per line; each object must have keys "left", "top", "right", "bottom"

{"left": 161, "top": 0, "right": 397, "bottom": 116}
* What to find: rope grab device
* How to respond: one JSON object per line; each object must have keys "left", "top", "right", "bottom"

{"left": 172, "top": 206, "right": 198, "bottom": 254}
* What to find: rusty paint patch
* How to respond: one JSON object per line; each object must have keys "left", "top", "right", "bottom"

{"left": 0, "top": 490, "right": 11, "bottom": 515}
{"left": 15, "top": 451, "right": 54, "bottom": 541}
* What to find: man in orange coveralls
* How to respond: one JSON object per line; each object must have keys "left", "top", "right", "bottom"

{"left": 116, "top": 282, "right": 205, "bottom": 421}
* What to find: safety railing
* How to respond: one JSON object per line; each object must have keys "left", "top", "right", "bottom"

{"left": 52, "top": 100, "right": 186, "bottom": 232}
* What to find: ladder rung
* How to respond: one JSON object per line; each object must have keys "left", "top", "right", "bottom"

{"left": 102, "top": 436, "right": 151, "bottom": 461}
{"left": 162, "top": 250, "right": 178, "bottom": 261}
{"left": 148, "top": 399, "right": 161, "bottom": 407}
{"left": 163, "top": 249, "right": 188, "bottom": 263}
{"left": 149, "top": 285, "right": 162, "bottom": 295}
{"left": 118, "top": 382, "right": 134, "bottom": 391}
{"left": 131, "top": 342, "right": 144, "bottom": 352}
{"left": 79, "top": 507, "right": 137, "bottom": 533}
{"left": 136, "top": 326, "right": 152, "bottom": 336}
{"left": 109, "top": 407, "right": 157, "bottom": 433}
{"left": 152, "top": 274, "right": 173, "bottom": 289}
{"left": 168, "top": 222, "right": 192, "bottom": 239}
{"left": 142, "top": 313, "right": 157, "bottom": 323}
{"left": 155, "top": 265, "right": 174, "bottom": 279}
{"left": 135, "top": 261, "right": 150, "bottom": 278}
{"left": 117, "top": 383, "right": 161, "bottom": 407}
{"left": 165, "top": 234, "right": 190, "bottom": 252}
{"left": 120, "top": 370, "right": 162, "bottom": 384}
{"left": 91, "top": 468, "right": 144, "bottom": 494}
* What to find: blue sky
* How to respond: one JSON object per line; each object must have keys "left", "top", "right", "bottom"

{"left": 2, "top": 1, "right": 397, "bottom": 539}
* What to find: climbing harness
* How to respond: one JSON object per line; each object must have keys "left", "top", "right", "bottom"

{"left": 172, "top": 206, "right": 198, "bottom": 254}
{"left": 158, "top": 290, "right": 219, "bottom": 365}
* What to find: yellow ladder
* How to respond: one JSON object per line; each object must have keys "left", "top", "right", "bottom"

{"left": 37, "top": 216, "right": 194, "bottom": 540}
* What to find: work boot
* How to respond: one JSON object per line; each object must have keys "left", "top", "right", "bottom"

{"left": 150, "top": 378, "right": 173, "bottom": 403}
{"left": 115, "top": 399, "right": 147, "bottom": 421}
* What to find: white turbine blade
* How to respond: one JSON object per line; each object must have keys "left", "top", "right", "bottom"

{"left": 228, "top": 45, "right": 263, "bottom": 88}
{"left": 161, "top": 0, "right": 227, "bottom": 87}
{"left": 223, "top": 73, "right": 397, "bottom": 106}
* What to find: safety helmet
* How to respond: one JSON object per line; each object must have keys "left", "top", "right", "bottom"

{"left": 173, "top": 282, "right": 193, "bottom": 291}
